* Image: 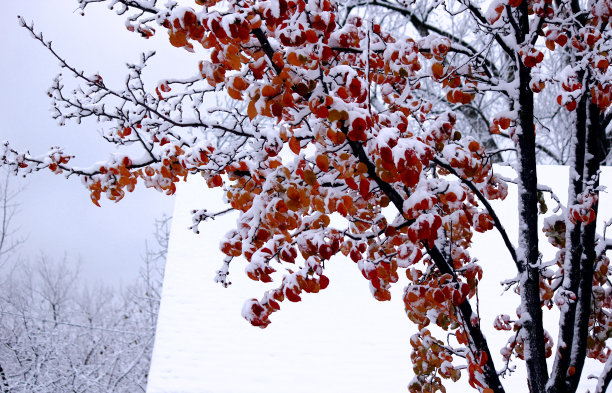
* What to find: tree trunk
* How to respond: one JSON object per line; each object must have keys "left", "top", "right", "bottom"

{"left": 567, "top": 101, "right": 604, "bottom": 391}
{"left": 515, "top": 4, "right": 548, "bottom": 389}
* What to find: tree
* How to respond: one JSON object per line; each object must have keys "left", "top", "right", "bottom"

{"left": 0, "top": 218, "right": 168, "bottom": 393}
{"left": 0, "top": 145, "right": 168, "bottom": 393}
{"left": 0, "top": 169, "right": 24, "bottom": 268}
{"left": 2, "top": 0, "right": 612, "bottom": 391}
{"left": 0, "top": 171, "right": 23, "bottom": 393}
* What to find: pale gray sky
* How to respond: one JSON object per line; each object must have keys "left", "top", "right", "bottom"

{"left": 0, "top": 1, "right": 200, "bottom": 284}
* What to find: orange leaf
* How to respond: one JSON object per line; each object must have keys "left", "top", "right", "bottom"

{"left": 303, "top": 169, "right": 317, "bottom": 186}
{"left": 359, "top": 177, "right": 370, "bottom": 199}
{"left": 169, "top": 30, "right": 187, "bottom": 47}
{"left": 431, "top": 62, "right": 444, "bottom": 79}
{"left": 90, "top": 193, "right": 101, "bottom": 207}
{"left": 227, "top": 86, "right": 243, "bottom": 100}
{"left": 233, "top": 76, "right": 249, "bottom": 91}
{"left": 315, "top": 154, "right": 329, "bottom": 172}
{"left": 499, "top": 117, "right": 510, "bottom": 129}
{"left": 305, "top": 29, "right": 318, "bottom": 43}
{"left": 247, "top": 100, "right": 258, "bottom": 120}
{"left": 289, "top": 137, "right": 301, "bottom": 154}
{"left": 262, "top": 85, "right": 277, "bottom": 97}
{"left": 287, "top": 52, "right": 301, "bottom": 66}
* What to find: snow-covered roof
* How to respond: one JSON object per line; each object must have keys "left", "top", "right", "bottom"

{"left": 147, "top": 166, "right": 611, "bottom": 393}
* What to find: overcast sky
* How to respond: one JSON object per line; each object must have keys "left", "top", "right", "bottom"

{"left": 0, "top": 1, "right": 200, "bottom": 285}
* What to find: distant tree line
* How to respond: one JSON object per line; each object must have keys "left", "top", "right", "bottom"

{"left": 0, "top": 172, "right": 168, "bottom": 393}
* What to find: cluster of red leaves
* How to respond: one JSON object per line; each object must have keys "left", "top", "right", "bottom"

{"left": 568, "top": 191, "right": 598, "bottom": 225}
{"left": 86, "top": 145, "right": 209, "bottom": 206}
{"left": 13, "top": 0, "right": 612, "bottom": 389}
{"left": 127, "top": 4, "right": 517, "bottom": 389}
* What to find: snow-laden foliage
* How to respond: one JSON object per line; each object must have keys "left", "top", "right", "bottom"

{"left": 3, "top": 0, "right": 612, "bottom": 391}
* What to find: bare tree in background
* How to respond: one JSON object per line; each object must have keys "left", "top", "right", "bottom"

{"left": 0, "top": 170, "right": 24, "bottom": 267}
{"left": 0, "top": 173, "right": 169, "bottom": 392}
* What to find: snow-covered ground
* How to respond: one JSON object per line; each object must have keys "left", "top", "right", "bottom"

{"left": 148, "top": 166, "right": 611, "bottom": 393}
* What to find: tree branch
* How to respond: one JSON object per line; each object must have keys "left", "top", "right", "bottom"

{"left": 343, "top": 131, "right": 505, "bottom": 393}
{"left": 433, "top": 158, "right": 518, "bottom": 267}
{"left": 595, "top": 354, "right": 612, "bottom": 393}
{"left": 362, "top": 0, "right": 503, "bottom": 79}
{"left": 546, "top": 92, "right": 589, "bottom": 393}
{"left": 567, "top": 101, "right": 605, "bottom": 392}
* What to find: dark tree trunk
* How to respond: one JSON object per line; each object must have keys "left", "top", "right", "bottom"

{"left": 547, "top": 93, "right": 588, "bottom": 393}
{"left": 567, "top": 101, "right": 604, "bottom": 392}
{"left": 515, "top": 3, "right": 548, "bottom": 390}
